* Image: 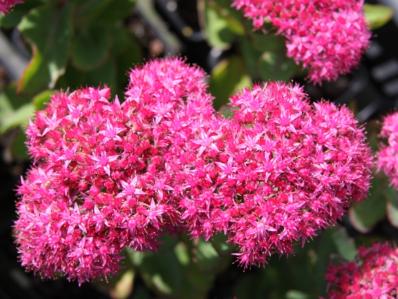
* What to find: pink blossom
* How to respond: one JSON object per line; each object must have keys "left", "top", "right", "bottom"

{"left": 0, "top": 0, "right": 23, "bottom": 14}
{"left": 325, "top": 243, "right": 398, "bottom": 299}
{"left": 232, "top": 0, "right": 370, "bottom": 83}
{"left": 377, "top": 112, "right": 398, "bottom": 189}
{"left": 18, "top": 87, "right": 173, "bottom": 283}
{"left": 15, "top": 59, "right": 372, "bottom": 283}
{"left": 173, "top": 82, "right": 372, "bottom": 267}
{"left": 16, "top": 58, "right": 209, "bottom": 283}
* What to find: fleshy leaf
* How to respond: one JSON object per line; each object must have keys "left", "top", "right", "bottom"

{"left": 364, "top": 4, "right": 394, "bottom": 30}
{"left": 0, "top": 103, "right": 35, "bottom": 133}
{"left": 204, "top": 0, "right": 243, "bottom": 49}
{"left": 71, "top": 24, "right": 112, "bottom": 71}
{"left": 332, "top": 227, "right": 356, "bottom": 261}
{"left": 210, "top": 56, "right": 251, "bottom": 108}
{"left": 17, "top": 2, "right": 73, "bottom": 94}
{"left": 386, "top": 187, "right": 398, "bottom": 228}
{"left": 349, "top": 175, "right": 388, "bottom": 233}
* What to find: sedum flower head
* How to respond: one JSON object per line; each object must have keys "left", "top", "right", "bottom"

{"left": 174, "top": 82, "right": 372, "bottom": 267}
{"left": 325, "top": 243, "right": 398, "bottom": 298}
{"left": 232, "top": 0, "right": 370, "bottom": 83}
{"left": 377, "top": 112, "right": 398, "bottom": 189}
{"left": 0, "top": 0, "right": 23, "bottom": 14}
{"left": 15, "top": 58, "right": 209, "bottom": 284}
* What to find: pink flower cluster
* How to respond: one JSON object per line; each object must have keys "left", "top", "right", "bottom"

{"left": 15, "top": 58, "right": 372, "bottom": 283}
{"left": 232, "top": 0, "right": 371, "bottom": 83}
{"left": 15, "top": 59, "right": 207, "bottom": 283}
{"left": 377, "top": 112, "right": 398, "bottom": 188}
{"left": 0, "top": 0, "right": 23, "bottom": 14}
{"left": 174, "top": 83, "right": 372, "bottom": 267}
{"left": 325, "top": 243, "right": 398, "bottom": 298}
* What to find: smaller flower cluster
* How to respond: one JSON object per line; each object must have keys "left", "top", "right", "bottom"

{"left": 325, "top": 243, "right": 398, "bottom": 298}
{"left": 377, "top": 112, "right": 398, "bottom": 189}
{"left": 232, "top": 0, "right": 370, "bottom": 83}
{"left": 0, "top": 0, "right": 23, "bottom": 14}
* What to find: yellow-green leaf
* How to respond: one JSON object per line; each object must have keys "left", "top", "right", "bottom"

{"left": 17, "top": 2, "right": 73, "bottom": 94}
{"left": 0, "top": 103, "right": 35, "bottom": 133}
{"left": 33, "top": 89, "right": 53, "bottom": 110}
{"left": 110, "top": 270, "right": 135, "bottom": 299}
{"left": 204, "top": 0, "right": 244, "bottom": 49}
{"left": 210, "top": 56, "right": 252, "bottom": 109}
{"left": 364, "top": 4, "right": 394, "bottom": 30}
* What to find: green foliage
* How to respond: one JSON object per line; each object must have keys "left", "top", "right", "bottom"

{"left": 9, "top": 128, "right": 29, "bottom": 160}
{"left": 386, "top": 188, "right": 398, "bottom": 228}
{"left": 71, "top": 24, "right": 112, "bottom": 71}
{"left": 126, "top": 236, "right": 231, "bottom": 299}
{"left": 204, "top": 0, "right": 244, "bottom": 49}
{"left": 210, "top": 56, "right": 251, "bottom": 108}
{"left": 348, "top": 174, "right": 391, "bottom": 233}
{"left": 32, "top": 89, "right": 53, "bottom": 110}
{"left": 364, "top": 4, "right": 394, "bottom": 30}
{"left": 0, "top": 85, "right": 34, "bottom": 160}
{"left": 0, "top": 0, "right": 141, "bottom": 160}
{"left": 331, "top": 227, "right": 356, "bottom": 261}
{"left": 17, "top": 2, "right": 73, "bottom": 94}
{"left": 234, "top": 227, "right": 354, "bottom": 299}
{"left": 2, "top": 0, "right": 140, "bottom": 97}
{"left": 0, "top": 85, "right": 34, "bottom": 133}
{"left": 240, "top": 32, "right": 299, "bottom": 81}
{"left": 1, "top": 102, "right": 35, "bottom": 133}
{"left": 202, "top": 0, "right": 300, "bottom": 85}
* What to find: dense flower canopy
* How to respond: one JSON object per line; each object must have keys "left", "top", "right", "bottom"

{"left": 15, "top": 58, "right": 372, "bottom": 283}
{"left": 0, "top": 0, "right": 22, "bottom": 14}
{"left": 325, "top": 243, "right": 398, "bottom": 298}
{"left": 378, "top": 112, "right": 398, "bottom": 188}
{"left": 232, "top": 0, "right": 370, "bottom": 83}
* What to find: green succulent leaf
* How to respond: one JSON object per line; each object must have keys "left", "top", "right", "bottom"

{"left": 110, "top": 270, "right": 135, "bottom": 299}
{"left": 210, "top": 56, "right": 252, "bottom": 109}
{"left": 71, "top": 24, "right": 112, "bottom": 71}
{"left": 0, "top": 103, "right": 35, "bottom": 133}
{"left": 17, "top": 2, "right": 73, "bottom": 94}
{"left": 364, "top": 4, "right": 394, "bottom": 30}
{"left": 204, "top": 0, "right": 244, "bottom": 49}
{"left": 241, "top": 33, "right": 299, "bottom": 81}
{"left": 331, "top": 227, "right": 356, "bottom": 261}
{"left": 112, "top": 27, "right": 142, "bottom": 93}
{"left": 10, "top": 129, "right": 29, "bottom": 160}
{"left": 59, "top": 58, "right": 117, "bottom": 92}
{"left": 0, "top": 84, "right": 31, "bottom": 133}
{"left": 126, "top": 236, "right": 229, "bottom": 299}
{"left": 234, "top": 229, "right": 338, "bottom": 299}
{"left": 74, "top": 0, "right": 134, "bottom": 27}
{"left": 32, "top": 89, "right": 53, "bottom": 110}
{"left": 385, "top": 186, "right": 398, "bottom": 228}
{"left": 286, "top": 290, "right": 310, "bottom": 299}
{"left": 349, "top": 175, "right": 388, "bottom": 233}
